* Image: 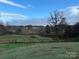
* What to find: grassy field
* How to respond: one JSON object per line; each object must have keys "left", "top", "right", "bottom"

{"left": 0, "top": 35, "right": 53, "bottom": 43}
{"left": 0, "top": 35, "right": 79, "bottom": 59}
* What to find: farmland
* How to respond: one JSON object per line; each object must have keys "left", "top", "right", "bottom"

{"left": 0, "top": 35, "right": 79, "bottom": 59}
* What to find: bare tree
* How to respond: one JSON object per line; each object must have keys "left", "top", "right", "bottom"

{"left": 49, "top": 11, "right": 66, "bottom": 26}
{"left": 49, "top": 11, "right": 67, "bottom": 37}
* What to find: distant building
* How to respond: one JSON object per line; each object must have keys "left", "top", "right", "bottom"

{"left": 6, "top": 25, "right": 44, "bottom": 35}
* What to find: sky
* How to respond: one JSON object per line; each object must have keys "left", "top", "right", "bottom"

{"left": 0, "top": 0, "right": 79, "bottom": 25}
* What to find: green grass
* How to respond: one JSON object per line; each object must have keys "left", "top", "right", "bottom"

{"left": 0, "top": 35, "right": 79, "bottom": 59}
{"left": 0, "top": 35, "right": 53, "bottom": 43}
{"left": 0, "top": 42, "right": 79, "bottom": 59}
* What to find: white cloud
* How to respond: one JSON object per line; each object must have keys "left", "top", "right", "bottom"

{"left": 0, "top": 12, "right": 28, "bottom": 20}
{"left": 70, "top": 7, "right": 79, "bottom": 15}
{"left": 0, "top": 12, "right": 28, "bottom": 25}
{"left": 0, "top": 0, "right": 26, "bottom": 8}
{"left": 9, "top": 18, "right": 48, "bottom": 26}
{"left": 60, "top": 6, "right": 79, "bottom": 24}
{"left": 60, "top": 6, "right": 79, "bottom": 17}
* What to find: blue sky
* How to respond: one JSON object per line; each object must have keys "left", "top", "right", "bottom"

{"left": 0, "top": 0, "right": 79, "bottom": 25}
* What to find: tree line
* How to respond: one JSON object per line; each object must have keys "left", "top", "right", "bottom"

{"left": 42, "top": 11, "right": 79, "bottom": 41}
